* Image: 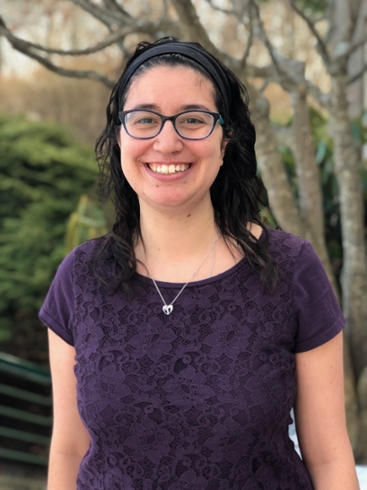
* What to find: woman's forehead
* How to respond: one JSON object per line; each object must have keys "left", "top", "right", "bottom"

{"left": 124, "top": 65, "right": 217, "bottom": 106}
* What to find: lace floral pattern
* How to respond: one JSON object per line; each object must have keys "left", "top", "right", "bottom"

{"left": 40, "top": 228, "right": 344, "bottom": 489}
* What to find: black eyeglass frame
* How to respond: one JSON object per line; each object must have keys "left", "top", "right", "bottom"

{"left": 118, "top": 109, "right": 225, "bottom": 140}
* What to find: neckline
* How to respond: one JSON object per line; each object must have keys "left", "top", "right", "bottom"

{"left": 135, "top": 226, "right": 267, "bottom": 289}
{"left": 135, "top": 255, "right": 247, "bottom": 288}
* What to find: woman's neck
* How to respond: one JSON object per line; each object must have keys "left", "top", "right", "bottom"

{"left": 134, "top": 201, "right": 262, "bottom": 282}
{"left": 135, "top": 201, "right": 221, "bottom": 281}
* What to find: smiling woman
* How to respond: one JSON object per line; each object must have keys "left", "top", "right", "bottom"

{"left": 116, "top": 65, "right": 227, "bottom": 214}
{"left": 39, "top": 38, "right": 359, "bottom": 490}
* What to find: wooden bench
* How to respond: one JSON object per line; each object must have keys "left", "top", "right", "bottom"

{"left": 0, "top": 352, "right": 52, "bottom": 466}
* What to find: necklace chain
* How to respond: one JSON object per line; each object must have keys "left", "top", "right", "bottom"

{"left": 150, "top": 233, "right": 220, "bottom": 315}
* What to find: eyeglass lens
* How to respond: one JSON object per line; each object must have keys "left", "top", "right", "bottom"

{"left": 124, "top": 111, "right": 216, "bottom": 139}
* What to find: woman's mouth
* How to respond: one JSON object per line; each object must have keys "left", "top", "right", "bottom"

{"left": 148, "top": 163, "right": 191, "bottom": 174}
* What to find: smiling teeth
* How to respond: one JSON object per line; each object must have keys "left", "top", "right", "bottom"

{"left": 149, "top": 164, "right": 190, "bottom": 174}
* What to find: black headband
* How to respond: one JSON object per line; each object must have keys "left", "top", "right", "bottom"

{"left": 119, "top": 42, "right": 231, "bottom": 114}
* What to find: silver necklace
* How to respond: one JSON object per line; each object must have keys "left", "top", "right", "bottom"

{"left": 150, "top": 233, "right": 220, "bottom": 315}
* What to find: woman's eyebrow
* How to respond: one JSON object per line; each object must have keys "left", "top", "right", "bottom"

{"left": 179, "top": 104, "right": 212, "bottom": 111}
{"left": 129, "top": 103, "right": 212, "bottom": 112}
{"left": 130, "top": 103, "right": 158, "bottom": 110}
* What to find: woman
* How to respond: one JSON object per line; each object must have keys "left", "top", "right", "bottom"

{"left": 40, "top": 38, "right": 359, "bottom": 489}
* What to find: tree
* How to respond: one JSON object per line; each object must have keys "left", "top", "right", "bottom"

{"left": 0, "top": 114, "right": 99, "bottom": 360}
{"left": 1, "top": 0, "right": 366, "bottom": 461}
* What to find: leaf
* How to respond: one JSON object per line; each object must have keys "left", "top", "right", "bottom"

{"left": 315, "top": 140, "right": 328, "bottom": 165}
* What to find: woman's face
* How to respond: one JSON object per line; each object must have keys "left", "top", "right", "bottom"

{"left": 118, "top": 65, "right": 227, "bottom": 214}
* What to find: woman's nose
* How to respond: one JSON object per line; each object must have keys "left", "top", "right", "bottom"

{"left": 152, "top": 120, "right": 184, "bottom": 153}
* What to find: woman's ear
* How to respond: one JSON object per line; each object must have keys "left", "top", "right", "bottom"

{"left": 220, "top": 140, "right": 227, "bottom": 159}
{"left": 220, "top": 132, "right": 232, "bottom": 159}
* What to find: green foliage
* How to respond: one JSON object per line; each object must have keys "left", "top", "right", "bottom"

{"left": 0, "top": 114, "right": 99, "bottom": 341}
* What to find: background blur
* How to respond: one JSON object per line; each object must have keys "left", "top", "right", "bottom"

{"left": 0, "top": 0, "right": 367, "bottom": 486}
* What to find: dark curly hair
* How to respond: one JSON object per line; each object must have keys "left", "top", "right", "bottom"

{"left": 95, "top": 37, "right": 277, "bottom": 290}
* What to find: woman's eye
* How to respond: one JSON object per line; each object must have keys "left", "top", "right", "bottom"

{"left": 135, "top": 117, "right": 156, "bottom": 125}
{"left": 183, "top": 117, "right": 204, "bottom": 124}
{"left": 127, "top": 112, "right": 161, "bottom": 125}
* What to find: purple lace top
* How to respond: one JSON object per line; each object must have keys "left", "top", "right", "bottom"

{"left": 39, "top": 228, "right": 344, "bottom": 490}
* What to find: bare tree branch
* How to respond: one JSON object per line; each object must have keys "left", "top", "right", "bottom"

{"left": 248, "top": 1, "right": 323, "bottom": 99}
{"left": 205, "top": 0, "right": 253, "bottom": 70}
{"left": 170, "top": 0, "right": 213, "bottom": 48}
{"left": 0, "top": 19, "right": 176, "bottom": 57}
{"left": 348, "top": 63, "right": 367, "bottom": 84}
{"left": 239, "top": 6, "right": 254, "bottom": 70}
{"left": 71, "top": 0, "right": 123, "bottom": 28}
{"left": 345, "top": 37, "right": 367, "bottom": 58}
{"left": 170, "top": 0, "right": 226, "bottom": 62}
{"left": 243, "top": 63, "right": 272, "bottom": 78}
{"left": 238, "top": 56, "right": 328, "bottom": 107}
{"left": 102, "top": 0, "right": 132, "bottom": 19}
{"left": 205, "top": 0, "right": 237, "bottom": 16}
{"left": 258, "top": 79, "right": 270, "bottom": 94}
{"left": 0, "top": 16, "right": 115, "bottom": 88}
{"left": 169, "top": 0, "right": 263, "bottom": 87}
{"left": 238, "top": 47, "right": 329, "bottom": 107}
{"left": 348, "top": 0, "right": 364, "bottom": 42}
{"left": 169, "top": 0, "right": 257, "bottom": 105}
{"left": 0, "top": 24, "right": 128, "bottom": 56}
{"left": 305, "top": 80, "right": 330, "bottom": 107}
{"left": 289, "top": 0, "right": 330, "bottom": 64}
{"left": 313, "top": 15, "right": 327, "bottom": 23}
{"left": 248, "top": 0, "right": 285, "bottom": 81}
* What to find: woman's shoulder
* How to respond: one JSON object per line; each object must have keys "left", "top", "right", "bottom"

{"left": 72, "top": 236, "right": 106, "bottom": 259}
{"left": 265, "top": 226, "right": 305, "bottom": 248}
{"left": 264, "top": 227, "right": 306, "bottom": 257}
{"left": 54, "top": 237, "right": 107, "bottom": 282}
{"left": 263, "top": 227, "right": 320, "bottom": 276}
{"left": 67, "top": 236, "right": 107, "bottom": 263}
{"left": 39, "top": 238, "right": 107, "bottom": 344}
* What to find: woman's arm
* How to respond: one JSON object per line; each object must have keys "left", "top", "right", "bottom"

{"left": 295, "top": 331, "right": 360, "bottom": 490}
{"left": 47, "top": 329, "right": 91, "bottom": 490}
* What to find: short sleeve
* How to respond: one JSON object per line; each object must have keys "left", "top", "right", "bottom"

{"left": 38, "top": 250, "right": 75, "bottom": 346}
{"left": 293, "top": 241, "right": 345, "bottom": 353}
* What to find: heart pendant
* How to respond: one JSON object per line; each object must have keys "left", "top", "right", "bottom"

{"left": 162, "top": 305, "right": 173, "bottom": 315}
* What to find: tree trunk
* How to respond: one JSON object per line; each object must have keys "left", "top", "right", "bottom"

{"left": 357, "top": 365, "right": 367, "bottom": 462}
{"left": 329, "top": 73, "right": 367, "bottom": 462}
{"left": 344, "top": 335, "right": 360, "bottom": 452}
{"left": 329, "top": 74, "right": 367, "bottom": 375}
{"left": 246, "top": 83, "right": 306, "bottom": 237}
{"left": 290, "top": 86, "right": 338, "bottom": 291}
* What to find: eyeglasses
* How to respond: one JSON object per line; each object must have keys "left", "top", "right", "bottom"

{"left": 118, "top": 109, "right": 224, "bottom": 140}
